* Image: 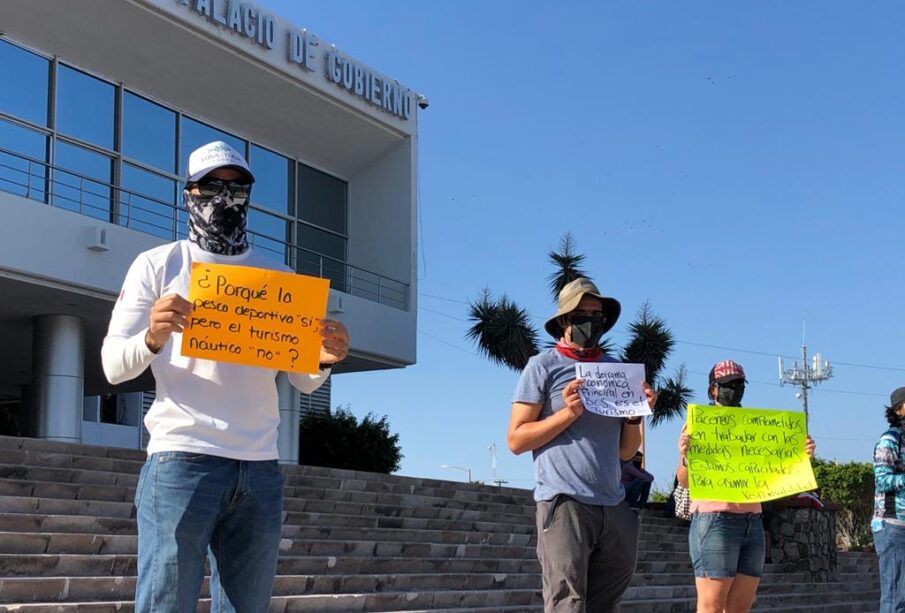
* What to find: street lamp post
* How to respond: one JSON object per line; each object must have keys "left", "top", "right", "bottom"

{"left": 440, "top": 464, "right": 472, "bottom": 483}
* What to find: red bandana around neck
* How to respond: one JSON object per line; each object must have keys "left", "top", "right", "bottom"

{"left": 555, "top": 341, "right": 603, "bottom": 362}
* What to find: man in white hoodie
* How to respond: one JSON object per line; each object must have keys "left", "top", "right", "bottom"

{"left": 102, "top": 141, "right": 349, "bottom": 613}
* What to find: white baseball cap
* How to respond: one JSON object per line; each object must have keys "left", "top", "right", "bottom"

{"left": 185, "top": 141, "right": 255, "bottom": 184}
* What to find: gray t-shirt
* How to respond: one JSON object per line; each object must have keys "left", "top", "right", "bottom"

{"left": 512, "top": 348, "right": 626, "bottom": 506}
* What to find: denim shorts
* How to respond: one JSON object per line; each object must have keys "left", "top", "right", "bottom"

{"left": 689, "top": 512, "right": 765, "bottom": 578}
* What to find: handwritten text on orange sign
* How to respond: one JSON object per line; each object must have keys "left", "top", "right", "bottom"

{"left": 180, "top": 263, "right": 330, "bottom": 373}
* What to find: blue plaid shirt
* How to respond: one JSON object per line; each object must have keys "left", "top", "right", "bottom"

{"left": 873, "top": 425, "right": 905, "bottom": 526}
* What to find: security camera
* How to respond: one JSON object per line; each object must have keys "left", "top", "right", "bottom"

{"left": 417, "top": 96, "right": 430, "bottom": 109}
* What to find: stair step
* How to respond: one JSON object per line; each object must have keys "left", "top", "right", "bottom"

{"left": 0, "top": 603, "right": 135, "bottom": 612}
{"left": 0, "top": 436, "right": 880, "bottom": 611}
{"left": 0, "top": 579, "right": 543, "bottom": 610}
{"left": 265, "top": 589, "right": 542, "bottom": 612}
{"left": 0, "top": 436, "right": 535, "bottom": 501}
{"left": 621, "top": 589, "right": 881, "bottom": 612}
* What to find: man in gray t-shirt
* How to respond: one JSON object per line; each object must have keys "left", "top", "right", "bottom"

{"left": 509, "top": 278, "right": 653, "bottom": 613}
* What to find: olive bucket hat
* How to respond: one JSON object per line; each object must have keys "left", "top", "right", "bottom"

{"left": 543, "top": 277, "right": 621, "bottom": 340}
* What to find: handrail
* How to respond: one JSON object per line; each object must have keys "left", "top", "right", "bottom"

{"left": 0, "top": 145, "right": 409, "bottom": 310}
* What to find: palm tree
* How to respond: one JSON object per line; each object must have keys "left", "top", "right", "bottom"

{"left": 465, "top": 289, "right": 538, "bottom": 371}
{"left": 621, "top": 302, "right": 693, "bottom": 425}
{"left": 466, "top": 232, "right": 692, "bottom": 425}
{"left": 546, "top": 233, "right": 588, "bottom": 301}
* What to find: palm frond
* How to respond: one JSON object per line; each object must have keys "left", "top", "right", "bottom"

{"left": 621, "top": 301, "right": 674, "bottom": 384}
{"left": 547, "top": 232, "right": 589, "bottom": 302}
{"left": 651, "top": 365, "right": 694, "bottom": 426}
{"left": 466, "top": 289, "right": 540, "bottom": 371}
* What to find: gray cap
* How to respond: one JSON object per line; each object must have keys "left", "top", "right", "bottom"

{"left": 891, "top": 387, "right": 905, "bottom": 408}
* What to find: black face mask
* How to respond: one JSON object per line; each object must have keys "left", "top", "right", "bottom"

{"left": 569, "top": 315, "right": 607, "bottom": 349}
{"left": 716, "top": 384, "right": 745, "bottom": 407}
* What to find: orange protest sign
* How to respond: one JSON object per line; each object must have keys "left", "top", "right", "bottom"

{"left": 180, "top": 262, "right": 330, "bottom": 373}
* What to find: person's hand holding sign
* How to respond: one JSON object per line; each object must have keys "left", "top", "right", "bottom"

{"left": 145, "top": 294, "right": 193, "bottom": 354}
{"left": 561, "top": 379, "right": 586, "bottom": 422}
{"left": 805, "top": 435, "right": 816, "bottom": 458}
{"left": 678, "top": 429, "right": 690, "bottom": 464}
{"left": 318, "top": 318, "right": 350, "bottom": 366}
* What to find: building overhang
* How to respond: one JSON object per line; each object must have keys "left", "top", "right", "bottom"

{"left": 0, "top": 0, "right": 419, "bottom": 177}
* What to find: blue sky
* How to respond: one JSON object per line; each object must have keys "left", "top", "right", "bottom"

{"left": 267, "top": 1, "right": 905, "bottom": 493}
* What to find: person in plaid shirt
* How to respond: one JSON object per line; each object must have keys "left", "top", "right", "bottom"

{"left": 872, "top": 386, "right": 905, "bottom": 612}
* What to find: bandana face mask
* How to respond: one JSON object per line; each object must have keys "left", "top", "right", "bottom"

{"left": 568, "top": 314, "right": 607, "bottom": 350}
{"left": 185, "top": 183, "right": 249, "bottom": 256}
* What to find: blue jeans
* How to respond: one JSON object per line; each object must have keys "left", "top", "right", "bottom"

{"left": 134, "top": 452, "right": 284, "bottom": 613}
{"left": 689, "top": 512, "right": 765, "bottom": 578}
{"left": 875, "top": 521, "right": 905, "bottom": 612}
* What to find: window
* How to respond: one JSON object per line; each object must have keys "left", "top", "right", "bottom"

{"left": 0, "top": 118, "right": 47, "bottom": 202}
{"left": 120, "top": 164, "right": 177, "bottom": 239}
{"left": 176, "top": 207, "right": 189, "bottom": 241}
{"left": 297, "top": 164, "right": 346, "bottom": 233}
{"left": 248, "top": 144, "right": 290, "bottom": 215}
{"left": 297, "top": 224, "right": 347, "bottom": 290}
{"left": 179, "top": 117, "right": 245, "bottom": 176}
{"left": 52, "top": 140, "right": 112, "bottom": 221}
{"left": 123, "top": 92, "right": 176, "bottom": 173}
{"left": 55, "top": 65, "right": 115, "bottom": 150}
{"left": 296, "top": 164, "right": 348, "bottom": 289}
{"left": 248, "top": 207, "right": 289, "bottom": 264}
{"left": 0, "top": 40, "right": 50, "bottom": 126}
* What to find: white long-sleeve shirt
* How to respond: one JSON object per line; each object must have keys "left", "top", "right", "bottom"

{"left": 102, "top": 240, "right": 328, "bottom": 460}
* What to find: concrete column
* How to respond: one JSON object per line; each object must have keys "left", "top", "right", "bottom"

{"left": 276, "top": 372, "right": 299, "bottom": 465}
{"left": 32, "top": 314, "right": 85, "bottom": 443}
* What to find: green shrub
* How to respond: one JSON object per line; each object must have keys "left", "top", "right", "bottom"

{"left": 812, "top": 458, "right": 875, "bottom": 550}
{"left": 299, "top": 407, "right": 403, "bottom": 474}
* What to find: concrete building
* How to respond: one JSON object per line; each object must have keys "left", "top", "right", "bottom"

{"left": 0, "top": 0, "right": 420, "bottom": 462}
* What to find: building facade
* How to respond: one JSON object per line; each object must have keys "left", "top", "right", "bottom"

{"left": 0, "top": 0, "right": 420, "bottom": 461}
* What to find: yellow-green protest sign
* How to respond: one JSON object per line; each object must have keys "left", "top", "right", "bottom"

{"left": 686, "top": 404, "right": 817, "bottom": 503}
{"left": 180, "top": 263, "right": 329, "bottom": 373}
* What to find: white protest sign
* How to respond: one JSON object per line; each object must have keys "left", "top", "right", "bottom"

{"left": 574, "top": 362, "right": 652, "bottom": 418}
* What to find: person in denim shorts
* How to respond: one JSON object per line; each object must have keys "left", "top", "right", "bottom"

{"left": 676, "top": 360, "right": 815, "bottom": 613}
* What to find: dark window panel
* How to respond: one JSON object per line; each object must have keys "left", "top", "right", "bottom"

{"left": 177, "top": 208, "right": 189, "bottom": 240}
{"left": 297, "top": 164, "right": 347, "bottom": 234}
{"left": 179, "top": 117, "right": 245, "bottom": 177}
{"left": 248, "top": 144, "right": 290, "bottom": 215}
{"left": 248, "top": 206, "right": 290, "bottom": 264}
{"left": 52, "top": 140, "right": 112, "bottom": 221}
{"left": 123, "top": 92, "right": 177, "bottom": 173}
{"left": 296, "top": 223, "right": 347, "bottom": 291}
{"left": 56, "top": 65, "right": 115, "bottom": 150}
{"left": 0, "top": 118, "right": 48, "bottom": 202}
{"left": 120, "top": 164, "right": 177, "bottom": 240}
{"left": 0, "top": 40, "right": 50, "bottom": 126}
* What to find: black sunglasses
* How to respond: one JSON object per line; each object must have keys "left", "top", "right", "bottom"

{"left": 195, "top": 179, "right": 251, "bottom": 200}
{"left": 567, "top": 313, "right": 607, "bottom": 325}
{"left": 718, "top": 380, "right": 746, "bottom": 390}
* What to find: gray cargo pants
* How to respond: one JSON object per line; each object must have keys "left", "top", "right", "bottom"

{"left": 535, "top": 495, "right": 640, "bottom": 613}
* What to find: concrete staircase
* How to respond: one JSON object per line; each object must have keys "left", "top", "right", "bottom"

{"left": 0, "top": 435, "right": 880, "bottom": 612}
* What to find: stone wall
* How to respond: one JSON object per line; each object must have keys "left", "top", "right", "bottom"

{"left": 764, "top": 505, "right": 837, "bottom": 582}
